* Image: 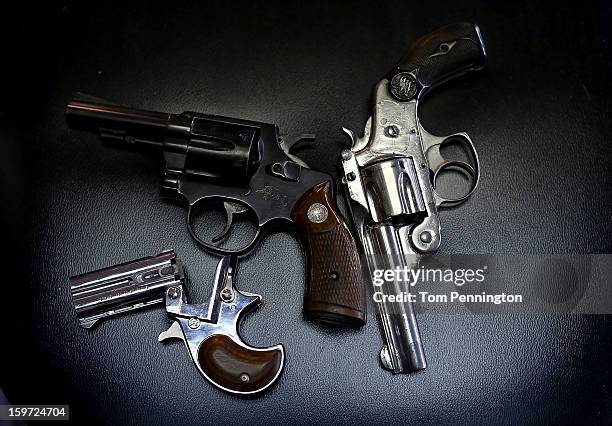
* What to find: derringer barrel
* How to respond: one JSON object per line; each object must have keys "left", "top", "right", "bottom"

{"left": 66, "top": 98, "right": 174, "bottom": 147}
{"left": 69, "top": 250, "right": 184, "bottom": 328}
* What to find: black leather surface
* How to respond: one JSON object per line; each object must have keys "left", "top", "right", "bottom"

{"left": 2, "top": 1, "right": 611, "bottom": 424}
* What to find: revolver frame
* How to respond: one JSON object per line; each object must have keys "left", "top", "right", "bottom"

{"left": 340, "top": 22, "right": 486, "bottom": 373}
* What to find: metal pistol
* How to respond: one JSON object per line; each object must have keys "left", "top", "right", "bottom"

{"left": 70, "top": 251, "right": 285, "bottom": 394}
{"left": 340, "top": 23, "right": 487, "bottom": 373}
{"left": 66, "top": 97, "right": 365, "bottom": 327}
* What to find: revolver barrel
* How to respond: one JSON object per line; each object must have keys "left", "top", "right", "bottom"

{"left": 66, "top": 98, "right": 171, "bottom": 147}
{"left": 66, "top": 95, "right": 261, "bottom": 183}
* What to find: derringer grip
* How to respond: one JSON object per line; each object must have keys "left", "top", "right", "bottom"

{"left": 390, "top": 22, "right": 486, "bottom": 100}
{"left": 197, "top": 335, "right": 284, "bottom": 394}
{"left": 291, "top": 181, "right": 366, "bottom": 327}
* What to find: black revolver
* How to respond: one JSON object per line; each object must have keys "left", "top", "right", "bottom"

{"left": 66, "top": 95, "right": 366, "bottom": 326}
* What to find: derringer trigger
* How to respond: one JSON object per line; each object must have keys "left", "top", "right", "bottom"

{"left": 158, "top": 321, "right": 184, "bottom": 343}
{"left": 212, "top": 201, "right": 249, "bottom": 243}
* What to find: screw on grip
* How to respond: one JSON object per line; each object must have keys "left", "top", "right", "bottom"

{"left": 66, "top": 95, "right": 367, "bottom": 328}
{"left": 388, "top": 22, "right": 487, "bottom": 101}
{"left": 70, "top": 251, "right": 285, "bottom": 395}
{"left": 290, "top": 181, "right": 366, "bottom": 327}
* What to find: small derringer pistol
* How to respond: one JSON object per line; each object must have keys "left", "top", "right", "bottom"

{"left": 70, "top": 251, "right": 285, "bottom": 395}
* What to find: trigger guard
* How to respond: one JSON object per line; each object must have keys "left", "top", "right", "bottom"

{"left": 431, "top": 160, "right": 477, "bottom": 207}
{"left": 422, "top": 131, "right": 480, "bottom": 208}
{"left": 186, "top": 203, "right": 262, "bottom": 256}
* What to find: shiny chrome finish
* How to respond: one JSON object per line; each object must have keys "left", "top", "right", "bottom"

{"left": 361, "top": 158, "right": 426, "bottom": 223}
{"left": 70, "top": 250, "right": 183, "bottom": 329}
{"left": 368, "top": 225, "right": 426, "bottom": 372}
{"left": 159, "top": 256, "right": 285, "bottom": 395}
{"left": 70, "top": 251, "right": 285, "bottom": 395}
{"left": 341, "top": 79, "right": 480, "bottom": 374}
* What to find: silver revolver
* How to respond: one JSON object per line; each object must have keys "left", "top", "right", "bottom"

{"left": 340, "top": 23, "right": 487, "bottom": 373}
{"left": 70, "top": 251, "right": 285, "bottom": 394}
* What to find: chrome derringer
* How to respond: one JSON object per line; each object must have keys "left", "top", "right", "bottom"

{"left": 70, "top": 251, "right": 284, "bottom": 394}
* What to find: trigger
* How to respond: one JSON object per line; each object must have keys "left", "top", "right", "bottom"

{"left": 212, "top": 202, "right": 248, "bottom": 243}
{"left": 341, "top": 127, "right": 356, "bottom": 147}
{"left": 158, "top": 321, "right": 184, "bottom": 343}
{"left": 426, "top": 145, "right": 446, "bottom": 173}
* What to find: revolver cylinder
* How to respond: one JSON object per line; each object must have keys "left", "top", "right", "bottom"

{"left": 361, "top": 158, "right": 427, "bottom": 223}
{"left": 65, "top": 98, "right": 262, "bottom": 185}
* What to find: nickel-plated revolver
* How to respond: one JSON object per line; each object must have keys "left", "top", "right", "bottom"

{"left": 340, "top": 23, "right": 487, "bottom": 373}
{"left": 70, "top": 251, "right": 285, "bottom": 394}
{"left": 66, "top": 97, "right": 365, "bottom": 326}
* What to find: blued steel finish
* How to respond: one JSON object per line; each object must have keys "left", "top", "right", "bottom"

{"left": 66, "top": 94, "right": 366, "bottom": 327}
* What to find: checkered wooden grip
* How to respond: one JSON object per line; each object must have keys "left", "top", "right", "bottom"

{"left": 291, "top": 181, "right": 366, "bottom": 327}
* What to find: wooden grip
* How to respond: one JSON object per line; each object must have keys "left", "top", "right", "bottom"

{"left": 197, "top": 335, "right": 284, "bottom": 394}
{"left": 291, "top": 181, "right": 366, "bottom": 327}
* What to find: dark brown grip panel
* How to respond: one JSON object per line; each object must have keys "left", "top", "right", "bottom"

{"left": 197, "top": 335, "right": 284, "bottom": 394}
{"left": 290, "top": 181, "right": 366, "bottom": 327}
{"left": 389, "top": 22, "right": 487, "bottom": 100}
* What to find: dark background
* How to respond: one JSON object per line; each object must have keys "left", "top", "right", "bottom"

{"left": 2, "top": 1, "right": 611, "bottom": 424}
